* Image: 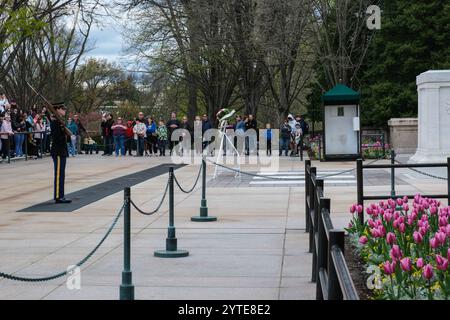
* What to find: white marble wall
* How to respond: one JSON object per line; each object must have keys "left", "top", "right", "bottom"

{"left": 410, "top": 70, "right": 450, "bottom": 163}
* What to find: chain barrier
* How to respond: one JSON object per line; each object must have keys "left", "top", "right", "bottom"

{"left": 207, "top": 157, "right": 385, "bottom": 181}
{"left": 0, "top": 203, "right": 125, "bottom": 282}
{"left": 394, "top": 159, "right": 448, "bottom": 181}
{"left": 173, "top": 164, "right": 202, "bottom": 194}
{"left": 130, "top": 179, "right": 170, "bottom": 215}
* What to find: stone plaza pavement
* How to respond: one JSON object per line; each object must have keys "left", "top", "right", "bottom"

{"left": 0, "top": 154, "right": 447, "bottom": 300}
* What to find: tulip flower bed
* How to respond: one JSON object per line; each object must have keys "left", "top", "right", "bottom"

{"left": 347, "top": 194, "right": 450, "bottom": 300}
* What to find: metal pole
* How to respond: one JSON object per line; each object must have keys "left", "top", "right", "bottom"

{"left": 316, "top": 198, "right": 330, "bottom": 300}
{"left": 120, "top": 187, "right": 134, "bottom": 300}
{"left": 7, "top": 136, "right": 10, "bottom": 164}
{"left": 328, "top": 230, "right": 344, "bottom": 300}
{"left": 305, "top": 160, "right": 311, "bottom": 233}
{"left": 356, "top": 159, "right": 364, "bottom": 224}
{"left": 192, "top": 159, "right": 217, "bottom": 222}
{"left": 154, "top": 167, "right": 189, "bottom": 258}
{"left": 390, "top": 150, "right": 396, "bottom": 197}
{"left": 308, "top": 167, "right": 317, "bottom": 254}
{"left": 24, "top": 133, "right": 28, "bottom": 161}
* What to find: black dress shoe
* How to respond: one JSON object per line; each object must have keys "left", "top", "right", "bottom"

{"left": 55, "top": 198, "right": 72, "bottom": 204}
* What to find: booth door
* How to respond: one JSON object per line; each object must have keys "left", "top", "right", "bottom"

{"left": 324, "top": 105, "right": 358, "bottom": 155}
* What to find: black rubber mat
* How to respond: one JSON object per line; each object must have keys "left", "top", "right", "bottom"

{"left": 19, "top": 163, "right": 185, "bottom": 212}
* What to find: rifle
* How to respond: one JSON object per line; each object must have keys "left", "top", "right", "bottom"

{"left": 25, "top": 81, "right": 73, "bottom": 138}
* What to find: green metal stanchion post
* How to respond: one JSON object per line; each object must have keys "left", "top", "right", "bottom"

{"left": 120, "top": 187, "right": 135, "bottom": 300}
{"left": 191, "top": 159, "right": 217, "bottom": 222}
{"left": 154, "top": 167, "right": 189, "bottom": 258}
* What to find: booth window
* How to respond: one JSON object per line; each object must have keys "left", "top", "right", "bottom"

{"left": 337, "top": 107, "right": 344, "bottom": 117}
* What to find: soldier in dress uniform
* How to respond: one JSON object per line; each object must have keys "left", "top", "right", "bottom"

{"left": 50, "top": 103, "right": 72, "bottom": 204}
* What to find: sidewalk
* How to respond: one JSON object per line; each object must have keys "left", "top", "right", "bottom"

{"left": 0, "top": 155, "right": 314, "bottom": 300}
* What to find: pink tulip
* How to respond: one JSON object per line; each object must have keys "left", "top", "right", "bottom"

{"left": 436, "top": 255, "right": 449, "bottom": 271}
{"left": 403, "top": 196, "right": 409, "bottom": 204}
{"left": 386, "top": 232, "right": 396, "bottom": 245}
{"left": 430, "top": 206, "right": 437, "bottom": 215}
{"left": 416, "top": 258, "right": 424, "bottom": 269}
{"left": 368, "top": 219, "right": 375, "bottom": 228}
{"left": 359, "top": 236, "right": 368, "bottom": 245}
{"left": 397, "top": 198, "right": 403, "bottom": 206}
{"left": 390, "top": 245, "right": 402, "bottom": 260}
{"left": 400, "top": 257, "right": 411, "bottom": 272}
{"left": 370, "top": 228, "right": 380, "bottom": 238}
{"left": 366, "top": 207, "right": 373, "bottom": 215}
{"left": 388, "top": 199, "right": 396, "bottom": 208}
{"left": 413, "top": 231, "right": 423, "bottom": 244}
{"left": 446, "top": 225, "right": 450, "bottom": 237}
{"left": 419, "top": 227, "right": 428, "bottom": 236}
{"left": 430, "top": 237, "right": 439, "bottom": 249}
{"left": 422, "top": 264, "right": 434, "bottom": 280}
{"left": 383, "top": 211, "right": 393, "bottom": 222}
{"left": 377, "top": 225, "right": 386, "bottom": 238}
{"left": 402, "top": 203, "right": 409, "bottom": 212}
{"left": 435, "top": 231, "right": 446, "bottom": 245}
{"left": 348, "top": 222, "right": 353, "bottom": 229}
{"left": 447, "top": 248, "right": 450, "bottom": 261}
{"left": 350, "top": 204, "right": 356, "bottom": 214}
{"left": 393, "top": 211, "right": 400, "bottom": 220}
{"left": 439, "top": 216, "right": 448, "bottom": 227}
{"left": 382, "top": 260, "right": 396, "bottom": 275}
{"left": 399, "top": 223, "right": 406, "bottom": 233}
{"left": 356, "top": 205, "right": 363, "bottom": 214}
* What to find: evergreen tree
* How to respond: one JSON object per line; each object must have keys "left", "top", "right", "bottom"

{"left": 361, "top": 0, "right": 450, "bottom": 128}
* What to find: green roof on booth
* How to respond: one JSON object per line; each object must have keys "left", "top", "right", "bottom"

{"left": 322, "top": 84, "right": 360, "bottom": 104}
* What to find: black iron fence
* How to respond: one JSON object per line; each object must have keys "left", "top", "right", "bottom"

{"left": 305, "top": 160, "right": 359, "bottom": 300}
{"left": 356, "top": 156, "right": 450, "bottom": 224}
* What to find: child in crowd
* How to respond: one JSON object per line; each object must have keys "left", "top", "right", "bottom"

{"left": 157, "top": 119, "right": 168, "bottom": 156}
{"left": 33, "top": 115, "right": 44, "bottom": 159}
{"left": 265, "top": 123, "right": 272, "bottom": 156}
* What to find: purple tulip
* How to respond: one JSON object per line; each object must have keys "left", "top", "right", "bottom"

{"left": 423, "top": 264, "right": 434, "bottom": 280}
{"left": 359, "top": 236, "right": 368, "bottom": 245}
{"left": 416, "top": 258, "right": 424, "bottom": 269}
{"left": 386, "top": 232, "right": 396, "bottom": 245}
{"left": 413, "top": 231, "right": 423, "bottom": 244}
{"left": 436, "top": 255, "right": 448, "bottom": 271}
{"left": 400, "top": 257, "right": 411, "bottom": 272}
{"left": 382, "top": 260, "right": 396, "bottom": 275}
{"left": 390, "top": 245, "right": 402, "bottom": 260}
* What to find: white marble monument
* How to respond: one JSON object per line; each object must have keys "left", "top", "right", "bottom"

{"left": 410, "top": 70, "right": 450, "bottom": 163}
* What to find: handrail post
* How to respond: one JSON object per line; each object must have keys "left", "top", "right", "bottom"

{"left": 120, "top": 187, "right": 135, "bottom": 300}
{"left": 154, "top": 167, "right": 189, "bottom": 258}
{"left": 192, "top": 158, "right": 217, "bottom": 222}
{"left": 390, "top": 150, "right": 396, "bottom": 197}
{"left": 356, "top": 159, "right": 364, "bottom": 224}
{"left": 305, "top": 160, "right": 311, "bottom": 234}
{"left": 308, "top": 167, "right": 317, "bottom": 254}
{"left": 328, "top": 230, "right": 345, "bottom": 300}
{"left": 311, "top": 179, "right": 323, "bottom": 283}
{"left": 316, "top": 198, "right": 330, "bottom": 300}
